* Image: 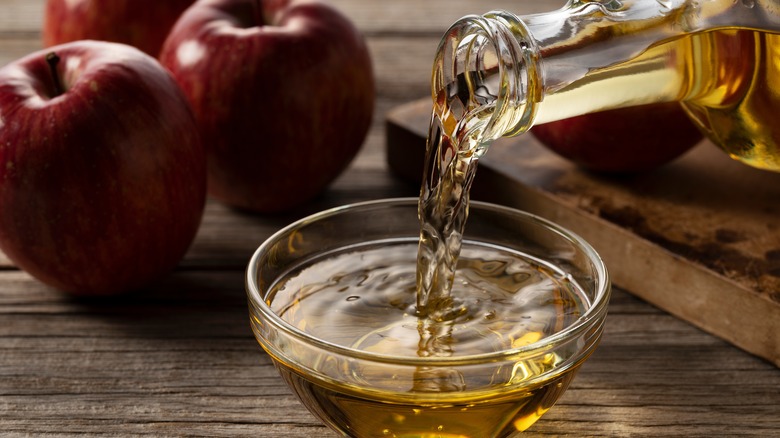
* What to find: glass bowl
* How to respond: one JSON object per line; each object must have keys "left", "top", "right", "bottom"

{"left": 247, "top": 198, "right": 610, "bottom": 437}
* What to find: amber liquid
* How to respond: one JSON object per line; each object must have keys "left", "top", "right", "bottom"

{"left": 679, "top": 30, "right": 780, "bottom": 171}
{"left": 276, "top": 363, "right": 579, "bottom": 438}
{"left": 536, "top": 28, "right": 780, "bottom": 171}
{"left": 266, "top": 242, "right": 590, "bottom": 437}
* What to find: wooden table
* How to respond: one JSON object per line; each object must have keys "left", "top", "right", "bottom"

{"left": 2, "top": 1, "right": 778, "bottom": 436}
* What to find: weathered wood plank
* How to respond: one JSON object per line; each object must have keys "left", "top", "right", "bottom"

{"left": 329, "top": 0, "right": 564, "bottom": 35}
{"left": 0, "top": 0, "right": 562, "bottom": 36}
{"left": 0, "top": 0, "right": 43, "bottom": 36}
{"left": 2, "top": 269, "right": 778, "bottom": 437}
{"left": 0, "top": 269, "right": 326, "bottom": 436}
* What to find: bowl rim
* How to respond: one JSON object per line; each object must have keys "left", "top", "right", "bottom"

{"left": 246, "top": 197, "right": 610, "bottom": 366}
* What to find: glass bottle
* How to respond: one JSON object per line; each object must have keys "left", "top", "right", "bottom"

{"left": 431, "top": 0, "right": 780, "bottom": 171}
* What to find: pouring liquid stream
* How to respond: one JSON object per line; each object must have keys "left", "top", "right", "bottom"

{"left": 414, "top": 14, "right": 534, "bottom": 362}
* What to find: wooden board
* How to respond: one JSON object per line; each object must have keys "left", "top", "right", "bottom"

{"left": 386, "top": 98, "right": 780, "bottom": 367}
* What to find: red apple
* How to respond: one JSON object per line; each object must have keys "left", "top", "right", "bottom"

{"left": 159, "top": 0, "right": 375, "bottom": 213}
{"left": 0, "top": 41, "right": 206, "bottom": 295}
{"left": 42, "top": 0, "right": 195, "bottom": 57}
{"left": 530, "top": 102, "right": 704, "bottom": 173}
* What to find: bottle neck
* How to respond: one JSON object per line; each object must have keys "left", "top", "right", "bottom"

{"left": 430, "top": 10, "right": 541, "bottom": 147}
{"left": 432, "top": 0, "right": 780, "bottom": 139}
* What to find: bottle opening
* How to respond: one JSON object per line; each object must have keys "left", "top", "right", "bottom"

{"left": 430, "top": 11, "right": 541, "bottom": 146}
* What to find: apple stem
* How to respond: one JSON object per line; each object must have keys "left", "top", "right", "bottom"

{"left": 46, "top": 52, "right": 64, "bottom": 97}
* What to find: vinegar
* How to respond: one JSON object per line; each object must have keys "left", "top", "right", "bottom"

{"left": 266, "top": 242, "right": 590, "bottom": 437}
{"left": 534, "top": 29, "right": 780, "bottom": 171}
{"left": 679, "top": 30, "right": 780, "bottom": 171}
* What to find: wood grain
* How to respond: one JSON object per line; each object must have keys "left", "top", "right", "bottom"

{"left": 1, "top": 0, "right": 779, "bottom": 437}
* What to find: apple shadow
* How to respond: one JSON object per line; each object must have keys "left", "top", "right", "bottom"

{"left": 63, "top": 268, "right": 254, "bottom": 345}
